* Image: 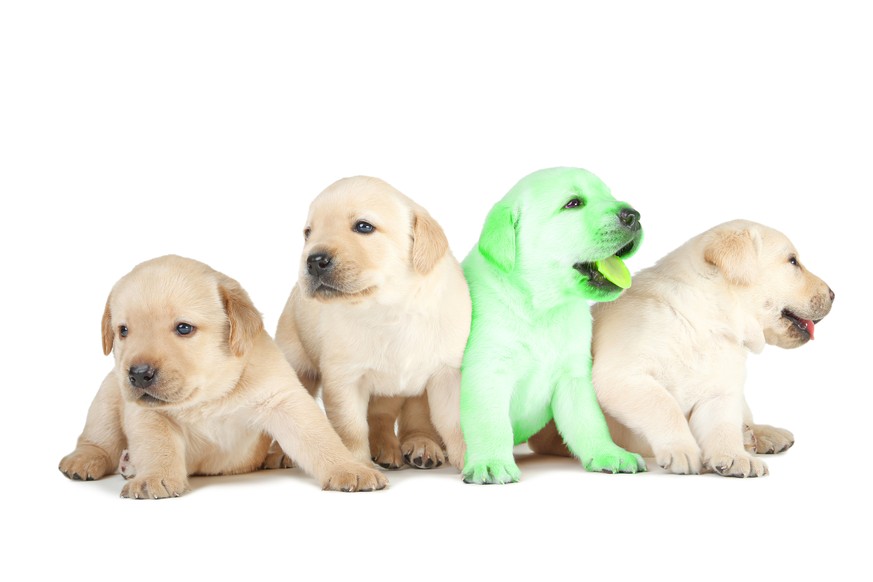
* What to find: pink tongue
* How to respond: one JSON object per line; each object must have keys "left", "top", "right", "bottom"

{"left": 803, "top": 318, "right": 815, "bottom": 340}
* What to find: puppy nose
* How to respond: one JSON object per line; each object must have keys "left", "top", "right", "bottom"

{"left": 128, "top": 364, "right": 157, "bottom": 389}
{"left": 619, "top": 208, "right": 641, "bottom": 231}
{"left": 829, "top": 287, "right": 835, "bottom": 301}
{"left": 307, "top": 253, "right": 333, "bottom": 277}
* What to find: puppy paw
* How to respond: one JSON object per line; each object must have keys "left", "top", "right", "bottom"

{"left": 261, "top": 442, "right": 295, "bottom": 470}
{"left": 121, "top": 474, "right": 189, "bottom": 499}
{"left": 654, "top": 442, "right": 702, "bottom": 475}
{"left": 59, "top": 445, "right": 115, "bottom": 481}
{"left": 401, "top": 436, "right": 446, "bottom": 469}
{"left": 751, "top": 424, "right": 794, "bottom": 454}
{"left": 322, "top": 464, "right": 389, "bottom": 492}
{"left": 119, "top": 450, "right": 136, "bottom": 479}
{"left": 371, "top": 443, "right": 405, "bottom": 470}
{"left": 706, "top": 452, "right": 768, "bottom": 478}
{"left": 581, "top": 445, "right": 647, "bottom": 474}
{"left": 462, "top": 460, "right": 520, "bottom": 484}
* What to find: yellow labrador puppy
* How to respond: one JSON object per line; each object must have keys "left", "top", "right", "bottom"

{"left": 275, "top": 176, "right": 470, "bottom": 470}
{"left": 530, "top": 220, "right": 834, "bottom": 477}
{"left": 59, "top": 255, "right": 388, "bottom": 497}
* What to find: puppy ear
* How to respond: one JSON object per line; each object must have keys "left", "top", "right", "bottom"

{"left": 412, "top": 207, "right": 449, "bottom": 274}
{"left": 478, "top": 202, "right": 516, "bottom": 272}
{"left": 703, "top": 225, "right": 762, "bottom": 285}
{"left": 218, "top": 277, "right": 264, "bottom": 357}
{"left": 101, "top": 295, "right": 113, "bottom": 356}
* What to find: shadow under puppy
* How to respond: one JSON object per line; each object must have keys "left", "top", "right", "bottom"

{"left": 460, "top": 167, "right": 647, "bottom": 484}
{"left": 275, "top": 176, "right": 470, "bottom": 471}
{"left": 529, "top": 220, "right": 834, "bottom": 477}
{"left": 59, "top": 255, "right": 387, "bottom": 497}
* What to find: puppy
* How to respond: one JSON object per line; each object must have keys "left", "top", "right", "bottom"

{"left": 529, "top": 220, "right": 834, "bottom": 477}
{"left": 460, "top": 167, "right": 647, "bottom": 484}
{"left": 58, "top": 255, "right": 388, "bottom": 497}
{"left": 275, "top": 176, "right": 470, "bottom": 470}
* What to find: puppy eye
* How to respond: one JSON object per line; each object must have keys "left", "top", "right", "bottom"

{"left": 304, "top": 227, "right": 311, "bottom": 240}
{"left": 789, "top": 256, "right": 799, "bottom": 266}
{"left": 176, "top": 323, "right": 195, "bottom": 336}
{"left": 564, "top": 198, "right": 583, "bottom": 209}
{"left": 354, "top": 221, "right": 375, "bottom": 234}
{"left": 119, "top": 325, "right": 128, "bottom": 338}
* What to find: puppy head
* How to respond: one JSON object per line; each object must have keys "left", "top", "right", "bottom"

{"left": 299, "top": 176, "right": 449, "bottom": 302}
{"left": 478, "top": 167, "right": 643, "bottom": 302}
{"left": 702, "top": 220, "right": 834, "bottom": 348}
{"left": 101, "top": 255, "right": 264, "bottom": 408}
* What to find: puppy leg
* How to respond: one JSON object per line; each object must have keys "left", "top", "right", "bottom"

{"left": 596, "top": 374, "right": 701, "bottom": 474}
{"left": 426, "top": 367, "right": 465, "bottom": 472}
{"left": 258, "top": 376, "right": 388, "bottom": 492}
{"left": 120, "top": 408, "right": 189, "bottom": 499}
{"left": 321, "top": 375, "right": 372, "bottom": 465}
{"left": 59, "top": 372, "right": 126, "bottom": 482}
{"left": 399, "top": 391, "right": 446, "bottom": 469}
{"left": 743, "top": 400, "right": 794, "bottom": 454}
{"left": 460, "top": 366, "right": 519, "bottom": 484}
{"left": 691, "top": 394, "right": 768, "bottom": 477}
{"left": 552, "top": 376, "right": 646, "bottom": 474}
{"left": 368, "top": 396, "right": 405, "bottom": 469}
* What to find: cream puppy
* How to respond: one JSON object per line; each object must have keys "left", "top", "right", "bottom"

{"left": 530, "top": 220, "right": 834, "bottom": 477}
{"left": 59, "top": 255, "right": 388, "bottom": 497}
{"left": 275, "top": 177, "right": 470, "bottom": 469}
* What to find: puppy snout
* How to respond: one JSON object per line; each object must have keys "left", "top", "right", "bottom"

{"left": 618, "top": 208, "right": 641, "bottom": 231}
{"left": 829, "top": 287, "right": 835, "bottom": 302}
{"left": 129, "top": 364, "right": 157, "bottom": 389}
{"left": 307, "top": 253, "right": 333, "bottom": 277}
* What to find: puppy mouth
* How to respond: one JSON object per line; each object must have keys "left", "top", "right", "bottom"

{"left": 573, "top": 241, "right": 637, "bottom": 290}
{"left": 781, "top": 309, "right": 821, "bottom": 341}
{"left": 135, "top": 391, "right": 169, "bottom": 406}
{"left": 309, "top": 280, "right": 376, "bottom": 301}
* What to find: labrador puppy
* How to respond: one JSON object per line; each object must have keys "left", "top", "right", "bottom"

{"left": 58, "top": 255, "right": 388, "bottom": 497}
{"left": 460, "top": 167, "right": 647, "bottom": 484}
{"left": 529, "top": 220, "right": 834, "bottom": 477}
{"left": 275, "top": 176, "right": 470, "bottom": 470}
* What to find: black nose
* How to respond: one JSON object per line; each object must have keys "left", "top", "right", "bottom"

{"left": 618, "top": 208, "right": 641, "bottom": 231}
{"left": 129, "top": 364, "right": 157, "bottom": 389}
{"left": 307, "top": 253, "right": 333, "bottom": 277}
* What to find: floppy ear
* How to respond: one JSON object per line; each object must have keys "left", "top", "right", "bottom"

{"left": 478, "top": 202, "right": 516, "bottom": 272}
{"left": 703, "top": 225, "right": 762, "bottom": 285}
{"left": 412, "top": 207, "right": 449, "bottom": 274}
{"left": 218, "top": 277, "right": 264, "bottom": 357}
{"left": 101, "top": 295, "right": 113, "bottom": 356}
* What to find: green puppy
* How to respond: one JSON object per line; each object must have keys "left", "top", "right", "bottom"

{"left": 460, "top": 167, "right": 647, "bottom": 484}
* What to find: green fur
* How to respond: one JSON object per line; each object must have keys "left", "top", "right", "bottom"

{"left": 460, "top": 167, "right": 647, "bottom": 484}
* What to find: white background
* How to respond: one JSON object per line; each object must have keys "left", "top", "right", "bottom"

{"left": 1, "top": 2, "right": 870, "bottom": 580}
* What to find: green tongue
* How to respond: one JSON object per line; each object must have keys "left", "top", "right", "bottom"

{"left": 595, "top": 255, "right": 631, "bottom": 289}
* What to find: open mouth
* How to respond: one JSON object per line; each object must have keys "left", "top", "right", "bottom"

{"left": 573, "top": 240, "right": 637, "bottom": 290}
{"left": 781, "top": 309, "right": 819, "bottom": 340}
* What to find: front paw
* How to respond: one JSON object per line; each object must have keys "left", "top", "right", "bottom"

{"left": 462, "top": 459, "right": 520, "bottom": 484}
{"left": 121, "top": 474, "right": 189, "bottom": 499}
{"left": 751, "top": 424, "right": 794, "bottom": 454}
{"left": 706, "top": 452, "right": 768, "bottom": 478}
{"left": 580, "top": 445, "right": 647, "bottom": 474}
{"left": 322, "top": 464, "right": 389, "bottom": 492}
{"left": 371, "top": 443, "right": 405, "bottom": 470}
{"left": 261, "top": 441, "right": 295, "bottom": 470}
{"left": 653, "top": 441, "right": 702, "bottom": 475}
{"left": 401, "top": 436, "right": 445, "bottom": 469}
{"left": 59, "top": 445, "right": 114, "bottom": 481}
